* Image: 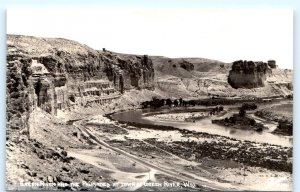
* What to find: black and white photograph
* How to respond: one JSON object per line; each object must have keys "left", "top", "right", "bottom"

{"left": 6, "top": 8, "right": 293, "bottom": 191}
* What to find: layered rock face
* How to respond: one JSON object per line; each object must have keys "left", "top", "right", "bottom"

{"left": 228, "top": 60, "right": 270, "bottom": 89}
{"left": 6, "top": 35, "right": 293, "bottom": 141}
{"left": 6, "top": 51, "right": 32, "bottom": 139}
{"left": 6, "top": 35, "right": 155, "bottom": 140}
{"left": 101, "top": 52, "right": 154, "bottom": 93}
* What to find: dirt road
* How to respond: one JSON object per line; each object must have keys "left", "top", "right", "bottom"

{"left": 72, "top": 120, "right": 245, "bottom": 191}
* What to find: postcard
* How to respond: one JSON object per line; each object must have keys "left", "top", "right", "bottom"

{"left": 6, "top": 8, "right": 293, "bottom": 191}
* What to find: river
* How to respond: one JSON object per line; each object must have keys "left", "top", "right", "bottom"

{"left": 111, "top": 107, "right": 292, "bottom": 147}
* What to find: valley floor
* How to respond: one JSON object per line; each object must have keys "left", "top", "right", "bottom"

{"left": 6, "top": 91, "right": 293, "bottom": 191}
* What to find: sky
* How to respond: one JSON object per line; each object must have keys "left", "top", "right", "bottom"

{"left": 7, "top": 8, "right": 293, "bottom": 69}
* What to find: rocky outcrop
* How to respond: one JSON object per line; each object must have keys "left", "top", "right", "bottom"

{"left": 6, "top": 35, "right": 155, "bottom": 140}
{"left": 228, "top": 60, "right": 270, "bottom": 89}
{"left": 180, "top": 60, "right": 194, "bottom": 71}
{"left": 101, "top": 51, "right": 154, "bottom": 93}
{"left": 268, "top": 60, "right": 277, "bottom": 69}
{"left": 6, "top": 51, "right": 32, "bottom": 140}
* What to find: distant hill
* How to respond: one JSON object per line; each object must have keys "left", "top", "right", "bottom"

{"left": 149, "top": 55, "right": 292, "bottom": 99}
{"left": 151, "top": 56, "right": 231, "bottom": 79}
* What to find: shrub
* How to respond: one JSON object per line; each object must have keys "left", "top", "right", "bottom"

{"left": 250, "top": 119, "right": 256, "bottom": 126}
{"left": 239, "top": 108, "right": 246, "bottom": 117}
{"left": 241, "top": 103, "right": 257, "bottom": 110}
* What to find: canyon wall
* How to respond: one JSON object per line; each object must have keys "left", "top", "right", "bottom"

{"left": 6, "top": 35, "right": 154, "bottom": 140}
{"left": 6, "top": 35, "right": 293, "bottom": 141}
{"left": 101, "top": 52, "right": 154, "bottom": 93}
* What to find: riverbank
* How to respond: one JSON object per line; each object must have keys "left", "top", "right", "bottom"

{"left": 84, "top": 114, "right": 292, "bottom": 190}
{"left": 255, "top": 103, "right": 293, "bottom": 123}
{"left": 95, "top": 114, "right": 292, "bottom": 172}
{"left": 254, "top": 103, "right": 293, "bottom": 136}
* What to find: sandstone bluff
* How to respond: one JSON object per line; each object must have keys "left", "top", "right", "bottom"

{"left": 7, "top": 35, "right": 154, "bottom": 140}
{"left": 228, "top": 60, "right": 291, "bottom": 89}
{"left": 6, "top": 34, "right": 293, "bottom": 141}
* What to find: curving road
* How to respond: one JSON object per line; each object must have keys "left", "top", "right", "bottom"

{"left": 73, "top": 120, "right": 245, "bottom": 191}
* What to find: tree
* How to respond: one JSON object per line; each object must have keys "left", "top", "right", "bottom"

{"left": 166, "top": 98, "right": 172, "bottom": 107}
{"left": 239, "top": 108, "right": 246, "bottom": 117}
{"left": 141, "top": 101, "right": 150, "bottom": 108}
{"left": 189, "top": 100, "right": 196, "bottom": 106}
{"left": 250, "top": 119, "right": 256, "bottom": 126}
{"left": 229, "top": 116, "right": 237, "bottom": 124}
{"left": 241, "top": 103, "right": 257, "bottom": 110}
{"left": 179, "top": 98, "right": 183, "bottom": 106}
{"left": 224, "top": 117, "right": 229, "bottom": 123}
{"left": 219, "top": 106, "right": 224, "bottom": 111}
{"left": 151, "top": 98, "right": 163, "bottom": 108}
{"left": 174, "top": 99, "right": 179, "bottom": 107}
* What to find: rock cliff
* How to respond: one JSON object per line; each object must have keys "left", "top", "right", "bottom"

{"left": 6, "top": 35, "right": 293, "bottom": 140}
{"left": 228, "top": 60, "right": 270, "bottom": 89}
{"left": 101, "top": 51, "right": 154, "bottom": 93}
{"left": 6, "top": 35, "right": 155, "bottom": 140}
